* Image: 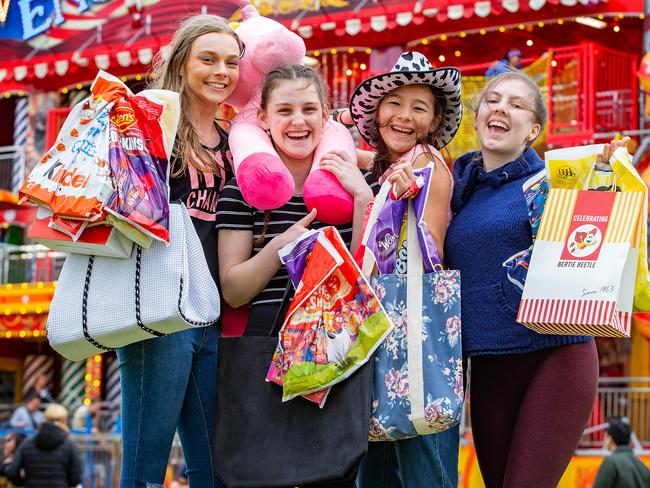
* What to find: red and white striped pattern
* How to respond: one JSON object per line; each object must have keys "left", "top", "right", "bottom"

{"left": 517, "top": 298, "right": 631, "bottom": 337}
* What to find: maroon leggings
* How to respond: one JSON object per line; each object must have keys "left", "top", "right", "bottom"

{"left": 469, "top": 340, "right": 598, "bottom": 488}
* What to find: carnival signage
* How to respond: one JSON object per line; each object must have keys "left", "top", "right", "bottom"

{"left": 0, "top": 0, "right": 112, "bottom": 41}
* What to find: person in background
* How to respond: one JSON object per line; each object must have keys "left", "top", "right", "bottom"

{"left": 5, "top": 403, "right": 82, "bottom": 488}
{"left": 24, "top": 375, "right": 54, "bottom": 408}
{"left": 592, "top": 417, "right": 650, "bottom": 488}
{"left": 71, "top": 398, "right": 108, "bottom": 433}
{"left": 170, "top": 462, "right": 189, "bottom": 488}
{"left": 0, "top": 432, "right": 26, "bottom": 487}
{"left": 9, "top": 393, "right": 43, "bottom": 431}
{"left": 485, "top": 48, "right": 523, "bottom": 77}
{"left": 116, "top": 14, "right": 243, "bottom": 488}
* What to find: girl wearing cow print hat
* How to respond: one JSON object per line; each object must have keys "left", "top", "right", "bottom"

{"left": 349, "top": 51, "right": 463, "bottom": 488}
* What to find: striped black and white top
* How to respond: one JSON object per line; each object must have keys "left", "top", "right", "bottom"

{"left": 216, "top": 173, "right": 379, "bottom": 308}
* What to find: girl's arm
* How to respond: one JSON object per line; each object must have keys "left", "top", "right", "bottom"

{"left": 218, "top": 210, "right": 317, "bottom": 307}
{"left": 320, "top": 149, "right": 373, "bottom": 251}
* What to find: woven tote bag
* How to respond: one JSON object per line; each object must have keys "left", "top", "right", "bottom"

{"left": 47, "top": 202, "right": 221, "bottom": 361}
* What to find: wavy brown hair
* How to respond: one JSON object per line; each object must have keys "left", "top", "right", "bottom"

{"left": 149, "top": 15, "right": 244, "bottom": 176}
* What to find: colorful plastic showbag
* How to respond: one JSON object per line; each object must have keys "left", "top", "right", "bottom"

{"left": 502, "top": 170, "right": 548, "bottom": 291}
{"left": 266, "top": 226, "right": 392, "bottom": 407}
{"left": 609, "top": 148, "right": 650, "bottom": 311}
{"left": 19, "top": 76, "right": 117, "bottom": 221}
{"left": 21, "top": 71, "right": 179, "bottom": 249}
{"left": 104, "top": 93, "right": 172, "bottom": 243}
{"left": 546, "top": 144, "right": 614, "bottom": 191}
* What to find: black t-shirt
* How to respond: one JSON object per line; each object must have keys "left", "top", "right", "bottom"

{"left": 216, "top": 171, "right": 379, "bottom": 307}
{"left": 169, "top": 125, "right": 233, "bottom": 285}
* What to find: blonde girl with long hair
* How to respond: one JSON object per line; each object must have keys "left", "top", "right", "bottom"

{"left": 116, "top": 15, "right": 243, "bottom": 488}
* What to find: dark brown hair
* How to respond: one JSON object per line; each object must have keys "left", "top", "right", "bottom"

{"left": 149, "top": 15, "right": 244, "bottom": 176}
{"left": 371, "top": 87, "right": 448, "bottom": 179}
{"left": 260, "top": 64, "right": 328, "bottom": 110}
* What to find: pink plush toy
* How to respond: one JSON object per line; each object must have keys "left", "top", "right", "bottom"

{"left": 227, "top": 0, "right": 355, "bottom": 224}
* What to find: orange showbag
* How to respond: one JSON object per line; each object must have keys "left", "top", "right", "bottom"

{"left": 267, "top": 227, "right": 392, "bottom": 407}
{"left": 19, "top": 72, "right": 127, "bottom": 221}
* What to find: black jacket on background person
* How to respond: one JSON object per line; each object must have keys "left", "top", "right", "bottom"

{"left": 5, "top": 422, "right": 82, "bottom": 488}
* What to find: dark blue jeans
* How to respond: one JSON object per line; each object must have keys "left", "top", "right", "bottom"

{"left": 117, "top": 324, "right": 220, "bottom": 488}
{"left": 356, "top": 425, "right": 459, "bottom": 488}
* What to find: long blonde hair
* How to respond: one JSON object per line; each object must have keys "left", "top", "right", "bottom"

{"left": 149, "top": 15, "right": 243, "bottom": 176}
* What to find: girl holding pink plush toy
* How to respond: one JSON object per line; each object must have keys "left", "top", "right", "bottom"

{"left": 227, "top": 0, "right": 358, "bottom": 224}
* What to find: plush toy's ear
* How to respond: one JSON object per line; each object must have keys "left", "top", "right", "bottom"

{"left": 257, "top": 108, "right": 270, "bottom": 131}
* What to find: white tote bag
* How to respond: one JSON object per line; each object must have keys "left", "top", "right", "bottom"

{"left": 47, "top": 203, "right": 221, "bottom": 360}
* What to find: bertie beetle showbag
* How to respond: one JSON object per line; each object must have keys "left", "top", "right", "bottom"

{"left": 517, "top": 147, "right": 645, "bottom": 337}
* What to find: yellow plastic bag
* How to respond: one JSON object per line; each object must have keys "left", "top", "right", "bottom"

{"left": 609, "top": 147, "right": 650, "bottom": 311}
{"left": 545, "top": 144, "right": 614, "bottom": 190}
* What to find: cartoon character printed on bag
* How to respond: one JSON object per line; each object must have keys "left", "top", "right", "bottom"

{"left": 568, "top": 226, "right": 600, "bottom": 255}
{"left": 227, "top": 0, "right": 357, "bottom": 223}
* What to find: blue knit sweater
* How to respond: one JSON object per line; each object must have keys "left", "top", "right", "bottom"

{"left": 444, "top": 148, "right": 591, "bottom": 356}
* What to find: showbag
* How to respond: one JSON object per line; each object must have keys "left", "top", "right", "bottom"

{"left": 19, "top": 76, "right": 117, "bottom": 221}
{"left": 266, "top": 227, "right": 392, "bottom": 407}
{"left": 104, "top": 94, "right": 172, "bottom": 243}
{"left": 517, "top": 188, "right": 644, "bottom": 337}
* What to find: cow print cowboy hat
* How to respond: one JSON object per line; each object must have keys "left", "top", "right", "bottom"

{"left": 349, "top": 51, "right": 462, "bottom": 149}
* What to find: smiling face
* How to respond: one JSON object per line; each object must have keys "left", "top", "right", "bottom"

{"left": 376, "top": 84, "right": 438, "bottom": 162}
{"left": 258, "top": 78, "right": 328, "bottom": 167}
{"left": 474, "top": 78, "right": 541, "bottom": 165}
{"left": 182, "top": 32, "right": 240, "bottom": 112}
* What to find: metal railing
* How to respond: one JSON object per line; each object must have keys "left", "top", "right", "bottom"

{"left": 0, "top": 244, "right": 66, "bottom": 284}
{"left": 461, "top": 377, "right": 650, "bottom": 454}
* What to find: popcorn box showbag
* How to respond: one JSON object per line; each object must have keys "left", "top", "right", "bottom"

{"left": 516, "top": 187, "right": 644, "bottom": 337}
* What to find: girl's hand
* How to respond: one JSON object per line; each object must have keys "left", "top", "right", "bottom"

{"left": 597, "top": 137, "right": 630, "bottom": 164}
{"left": 386, "top": 159, "right": 418, "bottom": 198}
{"left": 320, "top": 149, "right": 373, "bottom": 201}
{"left": 272, "top": 209, "right": 317, "bottom": 249}
{"left": 332, "top": 108, "right": 353, "bottom": 126}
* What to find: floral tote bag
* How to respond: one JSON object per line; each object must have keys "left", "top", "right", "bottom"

{"left": 359, "top": 167, "right": 464, "bottom": 441}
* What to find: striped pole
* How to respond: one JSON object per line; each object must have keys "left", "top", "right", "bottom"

{"left": 58, "top": 359, "right": 86, "bottom": 410}
{"left": 104, "top": 353, "right": 121, "bottom": 432}
{"left": 22, "top": 354, "right": 54, "bottom": 398}
{"left": 12, "top": 97, "right": 29, "bottom": 193}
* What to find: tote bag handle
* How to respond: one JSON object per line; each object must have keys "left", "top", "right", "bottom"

{"left": 405, "top": 201, "right": 430, "bottom": 435}
{"left": 268, "top": 282, "right": 294, "bottom": 337}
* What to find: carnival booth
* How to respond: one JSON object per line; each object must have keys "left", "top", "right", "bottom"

{"left": 1, "top": 0, "right": 649, "bottom": 485}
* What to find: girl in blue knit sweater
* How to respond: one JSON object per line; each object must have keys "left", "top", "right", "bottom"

{"left": 444, "top": 71, "right": 621, "bottom": 487}
{"left": 348, "top": 51, "right": 462, "bottom": 488}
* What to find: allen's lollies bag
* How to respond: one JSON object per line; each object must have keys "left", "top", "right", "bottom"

{"left": 104, "top": 94, "right": 172, "bottom": 243}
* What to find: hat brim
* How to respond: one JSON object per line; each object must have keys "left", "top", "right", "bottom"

{"left": 349, "top": 67, "right": 462, "bottom": 149}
